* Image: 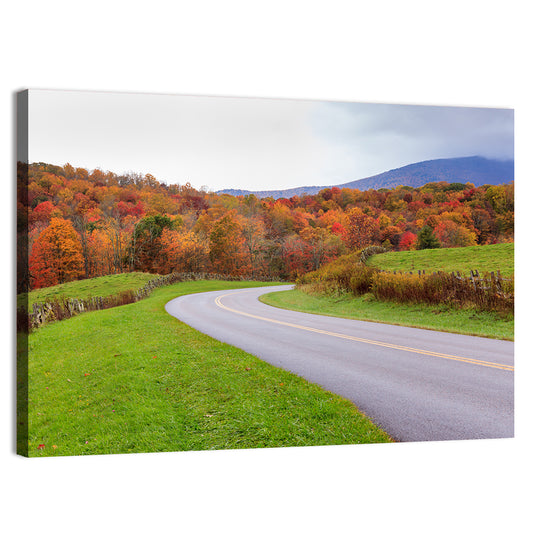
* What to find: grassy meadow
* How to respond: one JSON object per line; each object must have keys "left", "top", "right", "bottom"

{"left": 366, "top": 243, "right": 514, "bottom": 278}
{"left": 260, "top": 289, "right": 513, "bottom": 340}
{"left": 19, "top": 272, "right": 159, "bottom": 308}
{"left": 23, "top": 279, "right": 392, "bottom": 457}
{"left": 260, "top": 243, "right": 515, "bottom": 340}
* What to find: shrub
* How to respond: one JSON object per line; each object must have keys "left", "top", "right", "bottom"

{"left": 298, "top": 251, "right": 374, "bottom": 295}
{"left": 370, "top": 270, "right": 513, "bottom": 313}
{"left": 348, "top": 265, "right": 375, "bottom": 295}
{"left": 295, "top": 250, "right": 513, "bottom": 313}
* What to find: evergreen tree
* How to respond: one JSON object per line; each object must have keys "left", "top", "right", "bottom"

{"left": 130, "top": 215, "right": 175, "bottom": 272}
{"left": 416, "top": 225, "right": 441, "bottom": 250}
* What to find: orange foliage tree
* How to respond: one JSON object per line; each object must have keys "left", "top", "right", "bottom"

{"left": 159, "top": 228, "right": 209, "bottom": 273}
{"left": 87, "top": 228, "right": 114, "bottom": 277}
{"left": 344, "top": 207, "right": 380, "bottom": 250}
{"left": 29, "top": 217, "right": 84, "bottom": 288}
{"left": 208, "top": 213, "right": 249, "bottom": 275}
{"left": 434, "top": 220, "right": 477, "bottom": 248}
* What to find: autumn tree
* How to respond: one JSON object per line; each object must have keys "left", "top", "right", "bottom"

{"left": 241, "top": 217, "right": 267, "bottom": 277}
{"left": 29, "top": 217, "right": 84, "bottom": 288}
{"left": 30, "top": 200, "right": 56, "bottom": 225}
{"left": 470, "top": 208, "right": 494, "bottom": 244}
{"left": 299, "top": 226, "right": 345, "bottom": 270}
{"left": 160, "top": 228, "right": 209, "bottom": 273}
{"left": 281, "top": 234, "right": 312, "bottom": 278}
{"left": 71, "top": 210, "right": 99, "bottom": 278}
{"left": 209, "top": 213, "right": 248, "bottom": 275}
{"left": 434, "top": 220, "right": 477, "bottom": 248}
{"left": 380, "top": 225, "right": 403, "bottom": 249}
{"left": 344, "top": 207, "right": 380, "bottom": 250}
{"left": 262, "top": 203, "right": 295, "bottom": 240}
{"left": 485, "top": 184, "right": 514, "bottom": 215}
{"left": 399, "top": 231, "right": 417, "bottom": 251}
{"left": 143, "top": 192, "right": 178, "bottom": 215}
{"left": 84, "top": 227, "right": 116, "bottom": 277}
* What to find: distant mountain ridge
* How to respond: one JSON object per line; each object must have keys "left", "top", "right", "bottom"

{"left": 217, "top": 156, "right": 514, "bottom": 199}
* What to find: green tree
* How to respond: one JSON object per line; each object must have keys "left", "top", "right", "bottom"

{"left": 416, "top": 225, "right": 441, "bottom": 250}
{"left": 131, "top": 214, "right": 175, "bottom": 272}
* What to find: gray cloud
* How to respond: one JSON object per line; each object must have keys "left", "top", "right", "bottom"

{"left": 310, "top": 102, "right": 513, "bottom": 182}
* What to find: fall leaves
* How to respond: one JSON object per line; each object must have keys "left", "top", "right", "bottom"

{"left": 21, "top": 162, "right": 514, "bottom": 290}
{"left": 29, "top": 218, "right": 84, "bottom": 288}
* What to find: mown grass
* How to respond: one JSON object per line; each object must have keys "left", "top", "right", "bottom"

{"left": 25, "top": 280, "right": 392, "bottom": 457}
{"left": 260, "top": 288, "right": 513, "bottom": 341}
{"left": 19, "top": 272, "right": 159, "bottom": 308}
{"left": 366, "top": 243, "right": 514, "bottom": 278}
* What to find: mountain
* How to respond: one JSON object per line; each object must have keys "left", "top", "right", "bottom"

{"left": 216, "top": 156, "right": 514, "bottom": 199}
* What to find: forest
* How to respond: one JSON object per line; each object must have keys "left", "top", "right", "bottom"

{"left": 17, "top": 162, "right": 514, "bottom": 292}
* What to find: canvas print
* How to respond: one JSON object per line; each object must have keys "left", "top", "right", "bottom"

{"left": 17, "top": 89, "right": 514, "bottom": 457}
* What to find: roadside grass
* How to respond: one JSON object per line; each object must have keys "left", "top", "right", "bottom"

{"left": 366, "top": 243, "right": 514, "bottom": 278}
{"left": 25, "top": 280, "right": 392, "bottom": 457}
{"left": 260, "top": 288, "right": 513, "bottom": 341}
{"left": 19, "top": 272, "right": 159, "bottom": 308}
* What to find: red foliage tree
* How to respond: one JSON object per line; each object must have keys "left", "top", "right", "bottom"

{"left": 399, "top": 231, "right": 417, "bottom": 251}
{"left": 344, "top": 207, "right": 380, "bottom": 250}
{"left": 30, "top": 201, "right": 56, "bottom": 224}
{"left": 330, "top": 221, "right": 347, "bottom": 237}
{"left": 282, "top": 235, "right": 313, "bottom": 277}
{"left": 116, "top": 200, "right": 145, "bottom": 219}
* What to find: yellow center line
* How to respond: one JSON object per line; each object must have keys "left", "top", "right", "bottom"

{"left": 214, "top": 292, "right": 514, "bottom": 372}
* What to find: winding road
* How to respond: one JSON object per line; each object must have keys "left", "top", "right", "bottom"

{"left": 165, "top": 285, "right": 514, "bottom": 442}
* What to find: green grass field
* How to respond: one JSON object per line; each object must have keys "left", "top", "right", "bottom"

{"left": 260, "top": 288, "right": 513, "bottom": 340}
{"left": 366, "top": 243, "right": 514, "bottom": 278}
{"left": 19, "top": 272, "right": 159, "bottom": 308}
{"left": 23, "top": 279, "right": 392, "bottom": 457}
{"left": 265, "top": 243, "right": 515, "bottom": 340}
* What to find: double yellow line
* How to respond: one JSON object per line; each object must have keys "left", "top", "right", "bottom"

{"left": 214, "top": 292, "right": 514, "bottom": 372}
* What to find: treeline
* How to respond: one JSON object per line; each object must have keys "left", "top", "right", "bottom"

{"left": 17, "top": 162, "right": 514, "bottom": 291}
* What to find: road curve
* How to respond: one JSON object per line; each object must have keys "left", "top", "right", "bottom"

{"left": 165, "top": 285, "right": 514, "bottom": 442}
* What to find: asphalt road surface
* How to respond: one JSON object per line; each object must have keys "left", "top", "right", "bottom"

{"left": 165, "top": 285, "right": 514, "bottom": 442}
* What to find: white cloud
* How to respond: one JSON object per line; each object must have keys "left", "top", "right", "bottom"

{"left": 28, "top": 90, "right": 514, "bottom": 191}
{"left": 29, "top": 90, "right": 335, "bottom": 190}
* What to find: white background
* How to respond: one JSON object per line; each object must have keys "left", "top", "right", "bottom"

{"left": 2, "top": 1, "right": 531, "bottom": 531}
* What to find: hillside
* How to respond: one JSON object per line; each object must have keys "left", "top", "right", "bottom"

{"left": 19, "top": 160, "right": 514, "bottom": 292}
{"left": 366, "top": 243, "right": 514, "bottom": 278}
{"left": 18, "top": 272, "right": 159, "bottom": 308}
{"left": 217, "top": 156, "right": 514, "bottom": 199}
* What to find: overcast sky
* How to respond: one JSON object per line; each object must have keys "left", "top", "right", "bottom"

{"left": 28, "top": 89, "right": 514, "bottom": 192}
